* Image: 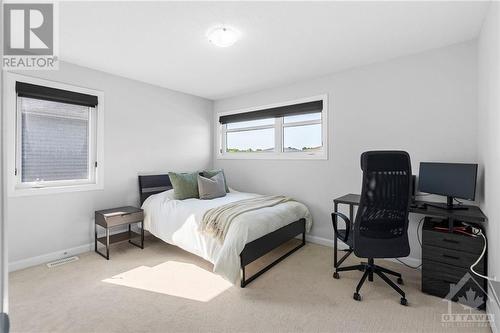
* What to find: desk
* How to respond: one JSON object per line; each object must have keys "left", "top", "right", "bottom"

{"left": 334, "top": 194, "right": 486, "bottom": 228}
{"left": 333, "top": 193, "right": 488, "bottom": 307}
{"left": 333, "top": 193, "right": 486, "bottom": 266}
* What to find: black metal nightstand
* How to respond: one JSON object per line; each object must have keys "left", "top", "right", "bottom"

{"left": 94, "top": 206, "right": 144, "bottom": 260}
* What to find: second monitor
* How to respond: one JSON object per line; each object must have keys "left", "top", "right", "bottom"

{"left": 418, "top": 162, "right": 478, "bottom": 210}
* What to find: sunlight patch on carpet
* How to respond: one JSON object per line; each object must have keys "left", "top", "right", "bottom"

{"left": 102, "top": 261, "right": 232, "bottom": 302}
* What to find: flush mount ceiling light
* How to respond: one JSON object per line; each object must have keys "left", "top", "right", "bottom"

{"left": 207, "top": 26, "right": 240, "bottom": 47}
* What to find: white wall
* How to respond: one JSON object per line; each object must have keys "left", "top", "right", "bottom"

{"left": 5, "top": 62, "right": 213, "bottom": 268}
{"left": 477, "top": 2, "right": 500, "bottom": 331}
{"left": 0, "top": 2, "right": 7, "bottom": 314}
{"left": 214, "top": 41, "right": 478, "bottom": 263}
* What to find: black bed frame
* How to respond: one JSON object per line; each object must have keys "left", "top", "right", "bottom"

{"left": 138, "top": 174, "right": 306, "bottom": 288}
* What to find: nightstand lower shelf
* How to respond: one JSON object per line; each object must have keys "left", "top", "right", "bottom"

{"left": 96, "top": 230, "right": 143, "bottom": 246}
{"left": 95, "top": 222, "right": 144, "bottom": 260}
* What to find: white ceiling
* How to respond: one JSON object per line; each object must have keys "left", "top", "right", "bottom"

{"left": 60, "top": 1, "right": 490, "bottom": 100}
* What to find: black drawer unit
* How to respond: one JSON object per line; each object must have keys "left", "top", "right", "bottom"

{"left": 422, "top": 217, "right": 487, "bottom": 310}
{"left": 422, "top": 245, "right": 485, "bottom": 273}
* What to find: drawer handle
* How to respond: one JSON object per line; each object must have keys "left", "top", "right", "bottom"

{"left": 442, "top": 254, "right": 459, "bottom": 260}
{"left": 120, "top": 213, "right": 131, "bottom": 217}
{"left": 443, "top": 238, "right": 459, "bottom": 244}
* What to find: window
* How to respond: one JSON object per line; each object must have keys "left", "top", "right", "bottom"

{"left": 217, "top": 96, "right": 327, "bottom": 159}
{"left": 226, "top": 118, "right": 275, "bottom": 153}
{"left": 18, "top": 97, "right": 95, "bottom": 185}
{"left": 283, "top": 113, "right": 322, "bottom": 152}
{"left": 5, "top": 73, "right": 104, "bottom": 196}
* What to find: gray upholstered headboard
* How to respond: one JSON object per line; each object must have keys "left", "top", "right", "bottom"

{"left": 138, "top": 174, "right": 172, "bottom": 205}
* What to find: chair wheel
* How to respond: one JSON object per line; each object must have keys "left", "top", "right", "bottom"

{"left": 400, "top": 298, "right": 408, "bottom": 306}
{"left": 333, "top": 272, "right": 340, "bottom": 279}
{"left": 353, "top": 293, "right": 361, "bottom": 301}
{"left": 397, "top": 277, "right": 403, "bottom": 285}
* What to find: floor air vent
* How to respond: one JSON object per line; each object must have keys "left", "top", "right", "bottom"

{"left": 47, "top": 256, "right": 79, "bottom": 268}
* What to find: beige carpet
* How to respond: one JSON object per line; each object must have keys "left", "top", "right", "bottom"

{"left": 9, "top": 237, "right": 490, "bottom": 333}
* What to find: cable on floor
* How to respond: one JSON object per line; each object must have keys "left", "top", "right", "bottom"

{"left": 395, "top": 217, "right": 424, "bottom": 269}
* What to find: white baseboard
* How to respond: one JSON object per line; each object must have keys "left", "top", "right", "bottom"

{"left": 305, "top": 234, "right": 422, "bottom": 268}
{"left": 305, "top": 234, "right": 336, "bottom": 247}
{"left": 9, "top": 225, "right": 133, "bottom": 272}
{"left": 9, "top": 243, "right": 92, "bottom": 272}
{"left": 487, "top": 281, "right": 500, "bottom": 333}
{"left": 10, "top": 232, "right": 421, "bottom": 272}
{"left": 488, "top": 298, "right": 500, "bottom": 333}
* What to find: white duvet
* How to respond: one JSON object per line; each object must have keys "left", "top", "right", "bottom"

{"left": 142, "top": 189, "right": 312, "bottom": 284}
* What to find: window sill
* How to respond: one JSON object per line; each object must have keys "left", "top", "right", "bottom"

{"left": 9, "top": 182, "right": 104, "bottom": 197}
{"left": 216, "top": 152, "right": 328, "bottom": 160}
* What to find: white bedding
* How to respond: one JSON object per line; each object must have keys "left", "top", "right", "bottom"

{"left": 142, "top": 189, "right": 312, "bottom": 284}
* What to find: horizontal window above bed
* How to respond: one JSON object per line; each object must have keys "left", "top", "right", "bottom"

{"left": 218, "top": 100, "right": 322, "bottom": 125}
{"left": 216, "top": 95, "right": 328, "bottom": 160}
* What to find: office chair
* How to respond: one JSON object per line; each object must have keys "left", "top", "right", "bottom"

{"left": 331, "top": 211, "right": 353, "bottom": 277}
{"left": 332, "top": 151, "right": 411, "bottom": 306}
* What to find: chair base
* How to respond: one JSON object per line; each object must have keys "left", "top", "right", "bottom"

{"left": 333, "top": 248, "right": 353, "bottom": 279}
{"left": 334, "top": 258, "right": 408, "bottom": 306}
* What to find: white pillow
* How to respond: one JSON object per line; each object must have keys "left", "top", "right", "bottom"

{"left": 163, "top": 188, "right": 176, "bottom": 200}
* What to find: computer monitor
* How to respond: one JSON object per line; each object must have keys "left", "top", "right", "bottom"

{"left": 418, "top": 162, "right": 478, "bottom": 210}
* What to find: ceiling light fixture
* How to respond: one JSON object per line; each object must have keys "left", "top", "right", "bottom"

{"left": 207, "top": 26, "right": 240, "bottom": 48}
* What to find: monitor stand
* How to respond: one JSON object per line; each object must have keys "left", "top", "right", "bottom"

{"left": 425, "top": 196, "right": 469, "bottom": 211}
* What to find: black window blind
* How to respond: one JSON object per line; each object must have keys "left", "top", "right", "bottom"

{"left": 219, "top": 100, "right": 323, "bottom": 124}
{"left": 16, "top": 81, "right": 98, "bottom": 107}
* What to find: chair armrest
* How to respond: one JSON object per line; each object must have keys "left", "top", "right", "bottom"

{"left": 331, "top": 212, "right": 351, "bottom": 243}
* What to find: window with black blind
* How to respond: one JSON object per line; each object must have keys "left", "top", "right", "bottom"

{"left": 15, "top": 81, "right": 99, "bottom": 188}
{"left": 217, "top": 97, "right": 327, "bottom": 159}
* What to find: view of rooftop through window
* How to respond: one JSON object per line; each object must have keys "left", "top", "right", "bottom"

{"left": 226, "top": 128, "right": 275, "bottom": 152}
{"left": 283, "top": 123, "right": 322, "bottom": 152}
{"left": 20, "top": 97, "right": 91, "bottom": 182}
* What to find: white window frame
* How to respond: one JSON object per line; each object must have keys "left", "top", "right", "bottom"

{"left": 216, "top": 94, "right": 328, "bottom": 160}
{"left": 4, "top": 72, "right": 105, "bottom": 197}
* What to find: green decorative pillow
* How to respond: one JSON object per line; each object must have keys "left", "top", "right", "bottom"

{"left": 168, "top": 172, "right": 199, "bottom": 200}
{"left": 202, "top": 169, "right": 229, "bottom": 193}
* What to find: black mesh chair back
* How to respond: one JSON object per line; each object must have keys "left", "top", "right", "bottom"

{"left": 353, "top": 151, "right": 412, "bottom": 259}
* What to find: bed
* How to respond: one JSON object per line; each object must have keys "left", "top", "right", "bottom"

{"left": 138, "top": 174, "right": 312, "bottom": 287}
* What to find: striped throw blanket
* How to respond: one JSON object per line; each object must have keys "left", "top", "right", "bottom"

{"left": 200, "top": 195, "right": 293, "bottom": 243}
